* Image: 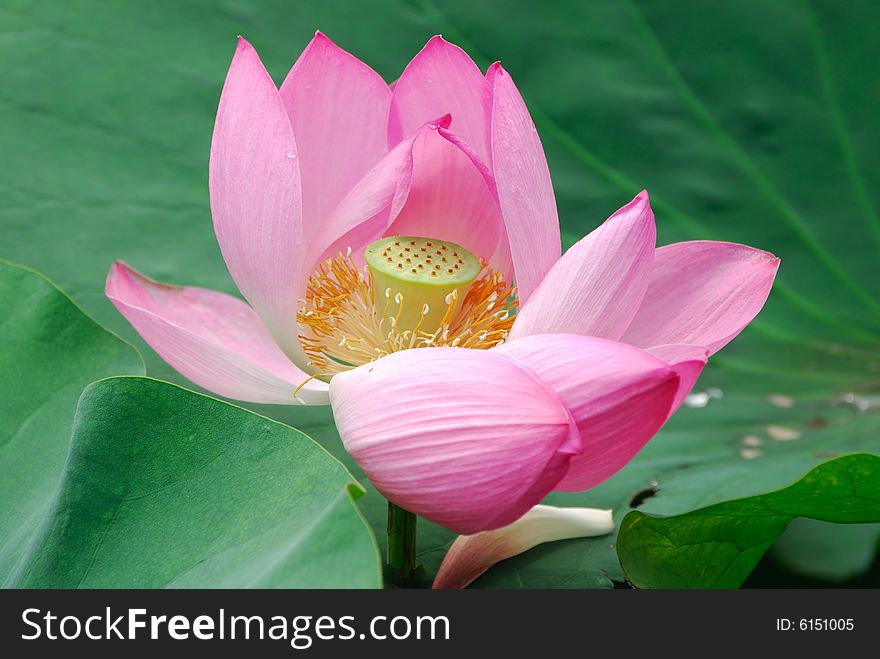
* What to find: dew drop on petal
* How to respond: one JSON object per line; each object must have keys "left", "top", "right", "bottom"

{"left": 286, "top": 150, "right": 297, "bottom": 159}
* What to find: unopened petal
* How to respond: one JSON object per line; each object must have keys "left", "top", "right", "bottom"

{"left": 433, "top": 505, "right": 613, "bottom": 589}
{"left": 329, "top": 348, "right": 581, "bottom": 535}
{"left": 106, "top": 262, "right": 328, "bottom": 405}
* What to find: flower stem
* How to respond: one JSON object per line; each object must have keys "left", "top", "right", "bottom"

{"left": 386, "top": 501, "right": 422, "bottom": 587}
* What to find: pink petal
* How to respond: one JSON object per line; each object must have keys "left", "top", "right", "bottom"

{"left": 433, "top": 505, "right": 613, "bottom": 589}
{"left": 388, "top": 36, "right": 494, "bottom": 165}
{"left": 645, "top": 344, "right": 709, "bottom": 414}
{"left": 509, "top": 192, "right": 655, "bottom": 340}
{"left": 279, "top": 32, "right": 392, "bottom": 250}
{"left": 621, "top": 241, "right": 781, "bottom": 354}
{"left": 209, "top": 38, "right": 305, "bottom": 362}
{"left": 495, "top": 334, "right": 678, "bottom": 491}
{"left": 315, "top": 119, "right": 449, "bottom": 264}
{"left": 438, "top": 126, "right": 498, "bottom": 198}
{"left": 106, "top": 262, "right": 328, "bottom": 405}
{"left": 485, "top": 60, "right": 502, "bottom": 87}
{"left": 490, "top": 64, "right": 561, "bottom": 303}
{"left": 386, "top": 127, "right": 512, "bottom": 275}
{"left": 318, "top": 122, "right": 512, "bottom": 278}
{"left": 329, "top": 348, "right": 581, "bottom": 535}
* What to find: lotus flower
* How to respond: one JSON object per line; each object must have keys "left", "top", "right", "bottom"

{"left": 106, "top": 33, "right": 779, "bottom": 536}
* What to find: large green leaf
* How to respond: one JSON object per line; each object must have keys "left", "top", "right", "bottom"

{"left": 617, "top": 454, "right": 880, "bottom": 588}
{"left": 6, "top": 377, "right": 381, "bottom": 588}
{"left": 2, "top": 0, "right": 878, "bottom": 586}
{"left": 0, "top": 261, "right": 380, "bottom": 587}
{"left": 0, "top": 259, "right": 144, "bottom": 577}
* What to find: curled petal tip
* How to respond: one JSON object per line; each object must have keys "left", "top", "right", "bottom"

{"left": 105, "top": 260, "right": 123, "bottom": 291}
{"left": 433, "top": 505, "right": 614, "bottom": 589}
{"left": 310, "top": 30, "right": 340, "bottom": 49}
{"left": 431, "top": 113, "right": 453, "bottom": 129}
{"left": 418, "top": 35, "right": 450, "bottom": 53}
{"left": 626, "top": 190, "right": 652, "bottom": 217}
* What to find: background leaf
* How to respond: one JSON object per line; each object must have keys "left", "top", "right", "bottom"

{"left": 1, "top": 0, "right": 878, "bottom": 586}
{"left": 617, "top": 454, "right": 880, "bottom": 588}
{"left": 769, "top": 518, "right": 880, "bottom": 582}
{"left": 0, "top": 259, "right": 143, "bottom": 578}
{"left": 6, "top": 377, "right": 381, "bottom": 588}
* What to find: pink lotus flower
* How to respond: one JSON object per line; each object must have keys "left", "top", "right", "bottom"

{"left": 106, "top": 33, "right": 779, "bottom": 536}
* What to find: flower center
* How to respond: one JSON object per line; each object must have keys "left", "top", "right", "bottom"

{"left": 297, "top": 236, "right": 517, "bottom": 381}
{"left": 365, "top": 236, "right": 482, "bottom": 331}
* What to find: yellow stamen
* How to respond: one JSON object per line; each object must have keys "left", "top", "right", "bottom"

{"left": 297, "top": 246, "right": 517, "bottom": 381}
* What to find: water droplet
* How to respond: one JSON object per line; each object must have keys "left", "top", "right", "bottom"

{"left": 741, "top": 435, "right": 763, "bottom": 447}
{"left": 286, "top": 150, "right": 297, "bottom": 159}
{"left": 832, "top": 392, "right": 880, "bottom": 413}
{"left": 740, "top": 448, "right": 763, "bottom": 460}
{"left": 765, "top": 425, "right": 801, "bottom": 441}
{"left": 768, "top": 394, "right": 795, "bottom": 408}
{"left": 683, "top": 387, "right": 723, "bottom": 408}
{"left": 684, "top": 392, "right": 710, "bottom": 408}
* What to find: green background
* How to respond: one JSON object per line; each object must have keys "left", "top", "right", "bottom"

{"left": 1, "top": 0, "right": 878, "bottom": 587}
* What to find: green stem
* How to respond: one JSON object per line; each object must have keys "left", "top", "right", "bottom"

{"left": 386, "top": 501, "right": 421, "bottom": 587}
